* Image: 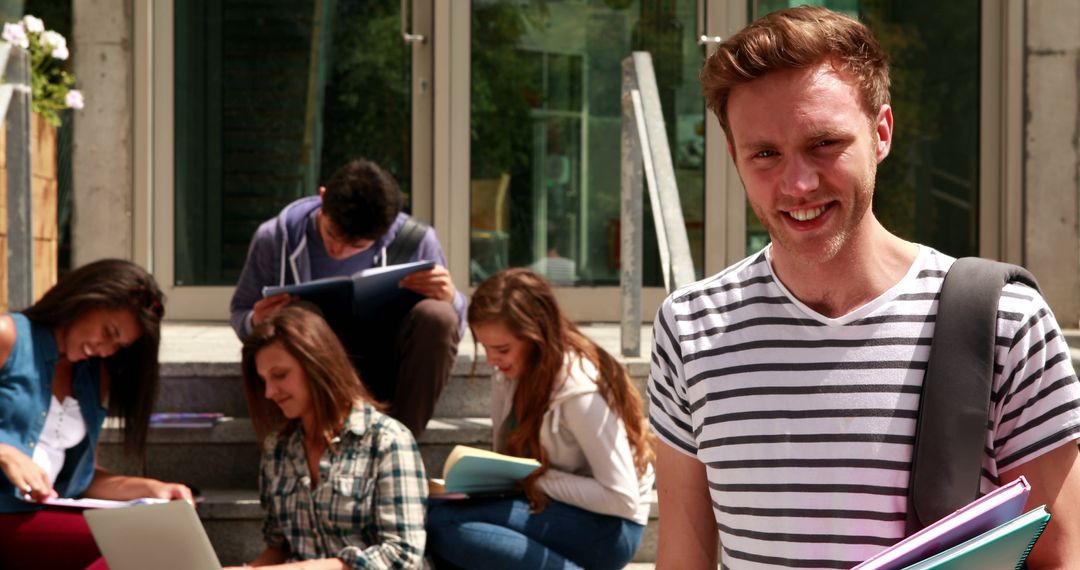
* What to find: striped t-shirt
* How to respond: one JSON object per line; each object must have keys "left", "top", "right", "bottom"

{"left": 648, "top": 245, "right": 1080, "bottom": 569}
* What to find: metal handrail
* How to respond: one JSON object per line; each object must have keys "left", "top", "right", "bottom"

{"left": 619, "top": 51, "right": 695, "bottom": 357}
{"left": 2, "top": 45, "right": 33, "bottom": 310}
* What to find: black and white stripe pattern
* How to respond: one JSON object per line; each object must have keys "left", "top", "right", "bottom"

{"left": 649, "top": 246, "right": 1080, "bottom": 569}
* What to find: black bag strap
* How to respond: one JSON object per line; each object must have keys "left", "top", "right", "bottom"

{"left": 385, "top": 216, "right": 430, "bottom": 265}
{"left": 906, "top": 257, "right": 1040, "bottom": 534}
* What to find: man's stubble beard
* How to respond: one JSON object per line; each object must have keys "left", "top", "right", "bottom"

{"left": 747, "top": 162, "right": 877, "bottom": 266}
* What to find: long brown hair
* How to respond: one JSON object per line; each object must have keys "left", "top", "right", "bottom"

{"left": 469, "top": 268, "right": 654, "bottom": 509}
{"left": 22, "top": 258, "right": 164, "bottom": 459}
{"left": 701, "top": 5, "right": 890, "bottom": 146}
{"left": 241, "top": 306, "right": 380, "bottom": 446}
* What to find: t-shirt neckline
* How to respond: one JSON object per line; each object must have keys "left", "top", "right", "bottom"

{"left": 764, "top": 243, "right": 929, "bottom": 326}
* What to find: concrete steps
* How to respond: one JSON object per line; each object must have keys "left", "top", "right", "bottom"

{"left": 194, "top": 487, "right": 661, "bottom": 565}
{"left": 153, "top": 356, "right": 650, "bottom": 419}
{"left": 100, "top": 323, "right": 659, "bottom": 566}
{"left": 99, "top": 417, "right": 495, "bottom": 491}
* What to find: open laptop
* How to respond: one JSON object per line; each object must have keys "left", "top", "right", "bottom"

{"left": 83, "top": 500, "right": 223, "bottom": 570}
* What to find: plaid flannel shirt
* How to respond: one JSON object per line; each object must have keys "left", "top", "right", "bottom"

{"left": 259, "top": 403, "right": 427, "bottom": 569}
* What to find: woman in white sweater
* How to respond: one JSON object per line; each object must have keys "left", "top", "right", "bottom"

{"left": 427, "top": 268, "right": 654, "bottom": 569}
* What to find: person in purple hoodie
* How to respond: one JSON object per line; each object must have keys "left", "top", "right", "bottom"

{"left": 230, "top": 158, "right": 465, "bottom": 437}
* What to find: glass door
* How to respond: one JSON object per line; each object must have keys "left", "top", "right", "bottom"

{"left": 468, "top": 0, "right": 724, "bottom": 299}
{"left": 749, "top": 0, "right": 982, "bottom": 258}
{"left": 160, "top": 0, "right": 434, "bottom": 319}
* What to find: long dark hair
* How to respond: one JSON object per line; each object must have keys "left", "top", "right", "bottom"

{"left": 468, "top": 268, "right": 654, "bottom": 510}
{"left": 22, "top": 258, "right": 165, "bottom": 458}
{"left": 241, "top": 306, "right": 380, "bottom": 446}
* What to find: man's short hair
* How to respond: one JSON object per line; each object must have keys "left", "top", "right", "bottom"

{"left": 700, "top": 5, "right": 890, "bottom": 143}
{"left": 321, "top": 158, "right": 404, "bottom": 241}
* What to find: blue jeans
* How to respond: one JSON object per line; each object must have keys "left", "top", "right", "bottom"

{"left": 427, "top": 498, "right": 645, "bottom": 570}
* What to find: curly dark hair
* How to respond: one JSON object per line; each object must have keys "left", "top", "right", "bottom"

{"left": 321, "top": 158, "right": 404, "bottom": 241}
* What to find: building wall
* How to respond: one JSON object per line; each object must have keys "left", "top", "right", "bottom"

{"left": 68, "top": 3, "right": 1080, "bottom": 325}
{"left": 71, "top": 0, "right": 133, "bottom": 265}
{"left": 1026, "top": 0, "right": 1080, "bottom": 327}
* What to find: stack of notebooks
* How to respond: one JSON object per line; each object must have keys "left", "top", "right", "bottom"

{"left": 854, "top": 476, "right": 1049, "bottom": 569}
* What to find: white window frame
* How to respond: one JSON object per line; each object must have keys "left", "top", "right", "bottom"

{"left": 134, "top": 1, "right": 1020, "bottom": 321}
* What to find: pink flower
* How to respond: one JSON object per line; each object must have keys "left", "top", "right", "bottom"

{"left": 65, "top": 89, "right": 84, "bottom": 110}
{"left": 2, "top": 22, "right": 28, "bottom": 49}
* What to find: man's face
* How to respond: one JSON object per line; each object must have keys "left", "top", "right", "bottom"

{"left": 316, "top": 211, "right": 375, "bottom": 260}
{"left": 726, "top": 61, "right": 892, "bottom": 265}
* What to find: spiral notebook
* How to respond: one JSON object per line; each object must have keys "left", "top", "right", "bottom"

{"left": 854, "top": 476, "right": 1031, "bottom": 570}
{"left": 905, "top": 506, "right": 1050, "bottom": 569}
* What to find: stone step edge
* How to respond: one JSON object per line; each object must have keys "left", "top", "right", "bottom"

{"left": 100, "top": 416, "right": 496, "bottom": 445}
{"left": 160, "top": 358, "right": 653, "bottom": 379}
{"left": 196, "top": 487, "right": 661, "bottom": 521}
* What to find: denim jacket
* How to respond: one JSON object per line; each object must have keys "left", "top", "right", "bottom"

{"left": 0, "top": 313, "right": 105, "bottom": 513}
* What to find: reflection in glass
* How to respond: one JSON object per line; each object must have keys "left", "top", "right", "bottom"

{"left": 174, "top": 0, "right": 410, "bottom": 286}
{"left": 748, "top": 0, "right": 980, "bottom": 258}
{"left": 470, "top": 1, "right": 705, "bottom": 287}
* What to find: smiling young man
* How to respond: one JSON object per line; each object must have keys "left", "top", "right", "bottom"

{"left": 648, "top": 6, "right": 1080, "bottom": 569}
{"left": 230, "top": 158, "right": 465, "bottom": 437}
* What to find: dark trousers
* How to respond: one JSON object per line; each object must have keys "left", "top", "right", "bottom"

{"left": 337, "top": 297, "right": 460, "bottom": 437}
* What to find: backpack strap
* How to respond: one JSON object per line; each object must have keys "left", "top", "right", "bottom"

{"left": 385, "top": 216, "right": 430, "bottom": 265}
{"left": 906, "top": 257, "right": 1040, "bottom": 534}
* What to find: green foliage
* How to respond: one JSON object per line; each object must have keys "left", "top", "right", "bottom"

{"left": 27, "top": 35, "right": 76, "bottom": 126}
{"left": 319, "top": 0, "right": 411, "bottom": 198}
{"left": 470, "top": 1, "right": 538, "bottom": 181}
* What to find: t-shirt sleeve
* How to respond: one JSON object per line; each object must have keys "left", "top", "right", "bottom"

{"left": 648, "top": 295, "right": 698, "bottom": 457}
{"left": 990, "top": 283, "right": 1080, "bottom": 473}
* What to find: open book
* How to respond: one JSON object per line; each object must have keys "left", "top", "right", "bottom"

{"left": 855, "top": 476, "right": 1048, "bottom": 570}
{"left": 36, "top": 497, "right": 170, "bottom": 509}
{"left": 262, "top": 260, "right": 434, "bottom": 321}
{"left": 429, "top": 445, "right": 541, "bottom": 497}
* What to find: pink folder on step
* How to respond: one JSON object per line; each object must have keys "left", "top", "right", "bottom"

{"left": 852, "top": 476, "right": 1031, "bottom": 570}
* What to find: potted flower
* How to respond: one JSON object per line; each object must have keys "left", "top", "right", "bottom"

{"left": 0, "top": 14, "right": 82, "bottom": 307}
{"left": 2, "top": 14, "right": 84, "bottom": 125}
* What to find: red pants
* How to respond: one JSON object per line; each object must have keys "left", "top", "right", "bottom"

{"left": 0, "top": 509, "right": 108, "bottom": 569}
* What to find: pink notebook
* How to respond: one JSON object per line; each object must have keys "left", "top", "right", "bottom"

{"left": 853, "top": 476, "right": 1031, "bottom": 570}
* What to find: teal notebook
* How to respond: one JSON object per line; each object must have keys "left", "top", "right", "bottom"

{"left": 435, "top": 445, "right": 541, "bottom": 494}
{"left": 904, "top": 506, "right": 1050, "bottom": 570}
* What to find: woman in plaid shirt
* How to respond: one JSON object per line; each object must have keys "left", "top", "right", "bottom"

{"left": 229, "top": 306, "right": 427, "bottom": 569}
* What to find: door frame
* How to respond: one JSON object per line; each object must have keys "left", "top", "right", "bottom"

{"left": 446, "top": 0, "right": 746, "bottom": 322}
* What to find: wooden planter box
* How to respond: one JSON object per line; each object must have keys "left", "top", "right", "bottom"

{"left": 0, "top": 113, "right": 59, "bottom": 312}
